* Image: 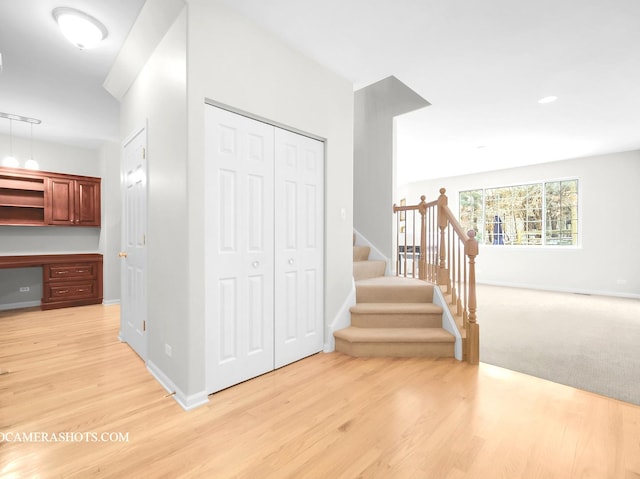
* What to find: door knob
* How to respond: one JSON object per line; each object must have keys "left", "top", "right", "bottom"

{"left": 118, "top": 252, "right": 128, "bottom": 258}
{"left": 288, "top": 258, "right": 294, "bottom": 265}
{"left": 252, "top": 261, "right": 260, "bottom": 268}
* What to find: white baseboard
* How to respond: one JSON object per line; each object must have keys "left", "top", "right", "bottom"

{"left": 0, "top": 300, "right": 41, "bottom": 311}
{"left": 478, "top": 281, "right": 640, "bottom": 300}
{"left": 324, "top": 277, "right": 356, "bottom": 352}
{"left": 103, "top": 299, "right": 121, "bottom": 306}
{"left": 432, "top": 287, "right": 462, "bottom": 361}
{"left": 147, "top": 360, "right": 209, "bottom": 411}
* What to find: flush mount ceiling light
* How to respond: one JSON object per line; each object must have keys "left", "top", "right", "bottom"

{"left": 52, "top": 7, "right": 108, "bottom": 50}
{"left": 538, "top": 95, "right": 558, "bottom": 104}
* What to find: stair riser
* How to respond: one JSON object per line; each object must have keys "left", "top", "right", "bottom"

{"left": 353, "top": 246, "right": 371, "bottom": 261}
{"left": 351, "top": 313, "right": 442, "bottom": 328}
{"left": 356, "top": 285, "right": 434, "bottom": 303}
{"left": 335, "top": 339, "right": 454, "bottom": 358}
{"left": 353, "top": 261, "right": 386, "bottom": 281}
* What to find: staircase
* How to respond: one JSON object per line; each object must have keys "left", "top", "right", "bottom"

{"left": 334, "top": 240, "right": 455, "bottom": 358}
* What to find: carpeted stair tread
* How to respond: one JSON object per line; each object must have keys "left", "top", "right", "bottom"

{"left": 353, "top": 260, "right": 386, "bottom": 281}
{"left": 350, "top": 302, "right": 443, "bottom": 315}
{"left": 353, "top": 245, "right": 371, "bottom": 261}
{"left": 341, "top": 237, "right": 456, "bottom": 359}
{"left": 356, "top": 276, "right": 434, "bottom": 303}
{"left": 356, "top": 276, "right": 432, "bottom": 287}
{"left": 334, "top": 327, "right": 454, "bottom": 343}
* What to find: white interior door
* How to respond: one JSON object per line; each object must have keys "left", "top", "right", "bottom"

{"left": 274, "top": 128, "right": 324, "bottom": 368}
{"left": 120, "top": 126, "right": 148, "bottom": 361}
{"left": 205, "top": 105, "right": 275, "bottom": 394}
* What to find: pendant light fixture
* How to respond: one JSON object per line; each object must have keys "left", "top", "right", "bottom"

{"left": 1, "top": 112, "right": 42, "bottom": 169}
{"left": 2, "top": 118, "right": 19, "bottom": 168}
{"left": 52, "top": 7, "right": 108, "bottom": 50}
{"left": 24, "top": 123, "right": 39, "bottom": 170}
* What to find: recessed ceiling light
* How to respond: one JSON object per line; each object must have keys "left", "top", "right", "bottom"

{"left": 538, "top": 95, "right": 558, "bottom": 104}
{"left": 52, "top": 7, "right": 108, "bottom": 50}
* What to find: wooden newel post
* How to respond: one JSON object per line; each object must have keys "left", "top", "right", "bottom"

{"left": 437, "top": 188, "right": 449, "bottom": 287}
{"left": 418, "top": 195, "right": 427, "bottom": 280}
{"left": 465, "top": 229, "right": 479, "bottom": 365}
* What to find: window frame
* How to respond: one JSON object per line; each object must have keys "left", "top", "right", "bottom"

{"left": 459, "top": 177, "right": 581, "bottom": 248}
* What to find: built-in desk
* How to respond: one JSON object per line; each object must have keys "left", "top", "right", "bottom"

{"left": 0, "top": 254, "right": 103, "bottom": 310}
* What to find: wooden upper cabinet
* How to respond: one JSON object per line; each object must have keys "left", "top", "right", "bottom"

{"left": 46, "top": 176, "right": 101, "bottom": 226}
{"left": 47, "top": 177, "right": 74, "bottom": 224}
{"left": 0, "top": 167, "right": 101, "bottom": 227}
{"left": 75, "top": 179, "right": 101, "bottom": 226}
{"left": 0, "top": 168, "right": 46, "bottom": 225}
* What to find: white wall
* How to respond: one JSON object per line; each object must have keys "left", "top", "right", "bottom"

{"left": 0, "top": 133, "right": 102, "bottom": 178}
{"left": 112, "top": 0, "right": 354, "bottom": 404}
{"left": 99, "top": 141, "right": 122, "bottom": 303}
{"left": 119, "top": 8, "right": 189, "bottom": 394}
{"left": 186, "top": 0, "right": 354, "bottom": 396}
{"left": 0, "top": 134, "right": 108, "bottom": 308}
{"left": 354, "top": 77, "right": 429, "bottom": 259}
{"left": 405, "top": 150, "right": 640, "bottom": 298}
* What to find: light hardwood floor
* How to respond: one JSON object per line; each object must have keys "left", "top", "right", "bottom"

{"left": 1, "top": 305, "right": 639, "bottom": 478}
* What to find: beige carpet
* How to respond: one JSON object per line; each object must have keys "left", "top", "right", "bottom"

{"left": 478, "top": 284, "right": 640, "bottom": 405}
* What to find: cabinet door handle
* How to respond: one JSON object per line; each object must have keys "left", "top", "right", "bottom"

{"left": 118, "top": 252, "right": 128, "bottom": 258}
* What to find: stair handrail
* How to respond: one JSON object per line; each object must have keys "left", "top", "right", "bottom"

{"left": 393, "top": 196, "right": 436, "bottom": 281}
{"left": 393, "top": 188, "right": 479, "bottom": 364}
{"left": 436, "top": 188, "right": 479, "bottom": 365}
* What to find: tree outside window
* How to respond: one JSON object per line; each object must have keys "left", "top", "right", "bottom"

{"left": 460, "top": 189, "right": 483, "bottom": 242}
{"left": 545, "top": 180, "right": 579, "bottom": 245}
{"left": 459, "top": 179, "right": 579, "bottom": 246}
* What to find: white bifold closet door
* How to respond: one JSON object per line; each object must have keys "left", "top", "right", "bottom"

{"left": 205, "top": 105, "right": 324, "bottom": 395}
{"left": 274, "top": 128, "right": 324, "bottom": 368}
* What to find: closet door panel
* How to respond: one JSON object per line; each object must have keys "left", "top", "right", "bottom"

{"left": 205, "top": 106, "right": 275, "bottom": 394}
{"left": 274, "top": 128, "right": 324, "bottom": 369}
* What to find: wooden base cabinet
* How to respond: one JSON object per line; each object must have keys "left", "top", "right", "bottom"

{"left": 0, "top": 254, "right": 103, "bottom": 311}
{"left": 42, "top": 257, "right": 103, "bottom": 310}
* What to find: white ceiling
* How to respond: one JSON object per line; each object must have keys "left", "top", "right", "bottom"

{"left": 1, "top": 0, "right": 639, "bottom": 183}
{"left": 0, "top": 0, "right": 144, "bottom": 149}
{"left": 218, "top": 0, "right": 640, "bottom": 182}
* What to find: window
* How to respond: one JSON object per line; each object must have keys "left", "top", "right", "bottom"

{"left": 459, "top": 179, "right": 579, "bottom": 246}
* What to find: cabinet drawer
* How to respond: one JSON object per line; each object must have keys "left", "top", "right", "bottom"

{"left": 46, "top": 263, "right": 97, "bottom": 281}
{"left": 46, "top": 281, "right": 97, "bottom": 300}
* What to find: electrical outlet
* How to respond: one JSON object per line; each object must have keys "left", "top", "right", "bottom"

{"left": 165, "top": 344, "right": 172, "bottom": 357}
{"left": 19, "top": 286, "right": 30, "bottom": 292}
